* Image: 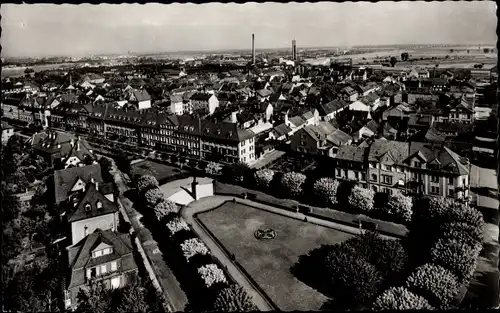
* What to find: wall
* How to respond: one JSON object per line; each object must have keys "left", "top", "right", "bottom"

{"left": 71, "top": 213, "right": 117, "bottom": 245}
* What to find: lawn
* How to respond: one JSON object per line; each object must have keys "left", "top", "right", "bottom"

{"left": 197, "top": 202, "right": 354, "bottom": 311}
{"left": 129, "top": 160, "right": 190, "bottom": 184}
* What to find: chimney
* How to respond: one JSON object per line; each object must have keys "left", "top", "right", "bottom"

{"left": 252, "top": 34, "right": 256, "bottom": 65}
{"left": 70, "top": 139, "right": 75, "bottom": 147}
{"left": 95, "top": 181, "right": 99, "bottom": 191}
{"left": 76, "top": 142, "right": 80, "bottom": 151}
{"left": 191, "top": 176, "right": 199, "bottom": 200}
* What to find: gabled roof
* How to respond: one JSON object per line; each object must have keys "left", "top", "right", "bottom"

{"left": 289, "top": 116, "right": 306, "bottom": 128}
{"left": 132, "top": 89, "right": 151, "bottom": 102}
{"left": 68, "top": 183, "right": 118, "bottom": 223}
{"left": 336, "top": 145, "right": 366, "bottom": 162}
{"left": 54, "top": 164, "right": 103, "bottom": 205}
{"left": 407, "top": 142, "right": 469, "bottom": 175}
{"left": 256, "top": 89, "right": 273, "bottom": 98}
{"left": 326, "top": 129, "right": 352, "bottom": 146}
{"left": 368, "top": 139, "right": 409, "bottom": 163}
{"left": 67, "top": 230, "right": 137, "bottom": 289}
{"left": 190, "top": 93, "right": 214, "bottom": 101}
{"left": 273, "top": 123, "right": 293, "bottom": 137}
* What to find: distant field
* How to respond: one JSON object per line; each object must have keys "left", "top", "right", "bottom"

{"left": 197, "top": 202, "right": 353, "bottom": 311}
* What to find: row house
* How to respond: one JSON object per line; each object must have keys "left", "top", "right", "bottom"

{"left": 1, "top": 93, "right": 28, "bottom": 123}
{"left": 334, "top": 139, "right": 470, "bottom": 200}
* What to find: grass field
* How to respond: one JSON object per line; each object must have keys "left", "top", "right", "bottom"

{"left": 197, "top": 202, "right": 354, "bottom": 311}
{"left": 129, "top": 159, "right": 188, "bottom": 183}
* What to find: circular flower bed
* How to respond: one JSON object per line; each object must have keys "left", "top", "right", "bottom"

{"left": 254, "top": 228, "right": 277, "bottom": 240}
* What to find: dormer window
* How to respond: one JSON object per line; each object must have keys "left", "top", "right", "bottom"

{"left": 96, "top": 201, "right": 103, "bottom": 209}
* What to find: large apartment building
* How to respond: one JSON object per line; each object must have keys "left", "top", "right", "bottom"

{"left": 334, "top": 139, "right": 470, "bottom": 200}
{"left": 49, "top": 102, "right": 256, "bottom": 164}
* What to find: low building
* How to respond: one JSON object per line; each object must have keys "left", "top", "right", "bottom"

{"left": 128, "top": 89, "right": 151, "bottom": 110}
{"left": 64, "top": 230, "right": 138, "bottom": 310}
{"left": 188, "top": 93, "right": 219, "bottom": 115}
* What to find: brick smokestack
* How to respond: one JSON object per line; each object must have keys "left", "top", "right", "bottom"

{"left": 252, "top": 34, "right": 255, "bottom": 65}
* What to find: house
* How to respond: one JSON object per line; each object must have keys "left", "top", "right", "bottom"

{"left": 256, "top": 89, "right": 273, "bottom": 102}
{"left": 382, "top": 103, "right": 411, "bottom": 121}
{"left": 255, "top": 102, "right": 273, "bottom": 123}
{"left": 349, "top": 100, "right": 372, "bottom": 116}
{"left": 66, "top": 182, "right": 119, "bottom": 245}
{"left": 162, "top": 69, "right": 187, "bottom": 79}
{"left": 23, "top": 82, "right": 41, "bottom": 94}
{"left": 2, "top": 122, "right": 15, "bottom": 144}
{"left": 340, "top": 86, "right": 358, "bottom": 102}
{"left": 301, "top": 109, "right": 320, "bottom": 126}
{"left": 31, "top": 130, "right": 96, "bottom": 168}
{"left": 409, "top": 68, "right": 430, "bottom": 79}
{"left": 170, "top": 94, "right": 184, "bottom": 115}
{"left": 291, "top": 122, "right": 336, "bottom": 157}
{"left": 83, "top": 74, "right": 105, "bottom": 84}
{"left": 64, "top": 229, "right": 138, "bottom": 310}
{"left": 334, "top": 145, "right": 368, "bottom": 188}
{"left": 53, "top": 163, "right": 114, "bottom": 206}
{"left": 1, "top": 93, "right": 27, "bottom": 123}
{"left": 188, "top": 93, "right": 219, "bottom": 115}
{"left": 269, "top": 123, "right": 293, "bottom": 141}
{"left": 448, "top": 97, "right": 474, "bottom": 124}
{"left": 128, "top": 89, "right": 151, "bottom": 110}
{"left": 351, "top": 124, "right": 376, "bottom": 142}
{"left": 317, "top": 99, "right": 349, "bottom": 121}
{"left": 350, "top": 68, "right": 368, "bottom": 81}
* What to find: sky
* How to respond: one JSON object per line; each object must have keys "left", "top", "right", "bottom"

{"left": 1, "top": 2, "right": 497, "bottom": 58}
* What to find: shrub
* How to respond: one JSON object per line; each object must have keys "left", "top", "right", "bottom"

{"left": 166, "top": 217, "right": 190, "bottom": 236}
{"left": 254, "top": 169, "right": 275, "bottom": 190}
{"left": 181, "top": 238, "right": 209, "bottom": 262}
{"left": 442, "top": 204, "right": 485, "bottom": 230}
{"left": 348, "top": 186, "right": 375, "bottom": 213}
{"left": 386, "top": 192, "right": 413, "bottom": 223}
{"left": 280, "top": 172, "right": 306, "bottom": 198}
{"left": 144, "top": 188, "right": 164, "bottom": 207}
{"left": 313, "top": 177, "right": 340, "bottom": 207}
{"left": 153, "top": 200, "right": 178, "bottom": 222}
{"left": 136, "top": 175, "right": 159, "bottom": 193}
{"left": 373, "top": 286, "right": 434, "bottom": 310}
{"left": 198, "top": 264, "right": 228, "bottom": 288}
{"left": 325, "top": 248, "right": 383, "bottom": 302}
{"left": 212, "top": 284, "right": 258, "bottom": 312}
{"left": 412, "top": 196, "right": 452, "bottom": 225}
{"left": 222, "top": 162, "right": 250, "bottom": 184}
{"left": 440, "top": 222, "right": 484, "bottom": 247}
{"left": 429, "top": 238, "right": 482, "bottom": 282}
{"left": 405, "top": 263, "right": 460, "bottom": 309}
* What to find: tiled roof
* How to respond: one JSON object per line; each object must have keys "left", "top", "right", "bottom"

{"left": 54, "top": 164, "right": 103, "bottom": 205}
{"left": 327, "top": 129, "right": 352, "bottom": 146}
{"left": 407, "top": 142, "right": 469, "bottom": 175}
{"left": 336, "top": 145, "right": 366, "bottom": 162}
{"left": 67, "top": 230, "right": 137, "bottom": 289}
{"left": 318, "top": 99, "right": 349, "bottom": 115}
{"left": 32, "top": 130, "right": 95, "bottom": 164}
{"left": 68, "top": 183, "right": 118, "bottom": 223}
{"left": 132, "top": 89, "right": 151, "bottom": 102}
{"left": 368, "top": 139, "right": 409, "bottom": 163}
{"left": 289, "top": 116, "right": 306, "bottom": 128}
{"left": 190, "top": 93, "right": 214, "bottom": 101}
{"left": 273, "top": 123, "right": 293, "bottom": 137}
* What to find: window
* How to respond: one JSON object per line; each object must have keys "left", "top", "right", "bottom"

{"left": 111, "top": 261, "right": 117, "bottom": 271}
{"left": 101, "top": 265, "right": 107, "bottom": 274}
{"left": 336, "top": 169, "right": 341, "bottom": 176}
{"left": 448, "top": 177, "right": 453, "bottom": 185}
{"left": 448, "top": 189, "right": 454, "bottom": 197}
{"left": 93, "top": 250, "right": 102, "bottom": 258}
{"left": 431, "top": 175, "right": 439, "bottom": 183}
{"left": 396, "top": 167, "right": 402, "bottom": 173}
{"left": 414, "top": 161, "right": 421, "bottom": 168}
{"left": 360, "top": 172, "right": 366, "bottom": 181}
{"left": 431, "top": 186, "right": 440, "bottom": 195}
{"left": 369, "top": 162, "right": 374, "bottom": 168}
{"left": 371, "top": 174, "right": 377, "bottom": 181}
{"left": 96, "top": 201, "right": 102, "bottom": 209}
{"left": 382, "top": 175, "right": 392, "bottom": 185}
{"left": 343, "top": 170, "right": 348, "bottom": 177}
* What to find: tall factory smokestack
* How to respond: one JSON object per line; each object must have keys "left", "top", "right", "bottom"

{"left": 292, "top": 39, "right": 297, "bottom": 61}
{"left": 252, "top": 34, "right": 255, "bottom": 65}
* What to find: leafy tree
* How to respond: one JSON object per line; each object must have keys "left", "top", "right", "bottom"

{"left": 483, "top": 48, "right": 490, "bottom": 53}
{"left": 198, "top": 264, "right": 228, "bottom": 288}
{"left": 222, "top": 162, "right": 251, "bottom": 184}
{"left": 386, "top": 192, "right": 413, "bottom": 223}
{"left": 212, "top": 284, "right": 258, "bottom": 312}
{"left": 280, "top": 172, "right": 306, "bottom": 198}
{"left": 154, "top": 200, "right": 178, "bottom": 222}
{"left": 181, "top": 238, "right": 209, "bottom": 262}
{"left": 348, "top": 186, "right": 375, "bottom": 213}
{"left": 429, "top": 238, "right": 482, "bottom": 282}
{"left": 325, "top": 248, "right": 383, "bottom": 303}
{"left": 144, "top": 188, "right": 164, "bottom": 207}
{"left": 313, "top": 177, "right": 340, "bottom": 207}
{"left": 440, "top": 222, "right": 484, "bottom": 247}
{"left": 254, "top": 168, "right": 275, "bottom": 190}
{"left": 115, "top": 279, "right": 150, "bottom": 313}
{"left": 405, "top": 263, "right": 460, "bottom": 309}
{"left": 401, "top": 52, "right": 409, "bottom": 61}
{"left": 75, "top": 282, "right": 112, "bottom": 313}
{"left": 373, "top": 286, "right": 434, "bottom": 310}
{"left": 166, "top": 217, "right": 190, "bottom": 236}
{"left": 442, "top": 204, "right": 484, "bottom": 230}
{"left": 412, "top": 196, "right": 452, "bottom": 226}
{"left": 136, "top": 175, "right": 159, "bottom": 194}
{"left": 98, "top": 157, "right": 114, "bottom": 183}
{"left": 390, "top": 57, "right": 397, "bottom": 67}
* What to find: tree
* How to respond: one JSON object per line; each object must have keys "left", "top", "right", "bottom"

{"left": 181, "top": 238, "right": 209, "bottom": 262}
{"left": 467, "top": 49, "right": 470, "bottom": 54}
{"left": 75, "top": 282, "right": 112, "bottom": 313}
{"left": 390, "top": 57, "right": 397, "bottom": 67}
{"left": 405, "top": 263, "right": 460, "bottom": 309}
{"left": 115, "top": 278, "right": 151, "bottom": 313}
{"left": 254, "top": 169, "right": 275, "bottom": 190}
{"left": 313, "top": 177, "right": 340, "bottom": 207}
{"left": 325, "top": 249, "right": 383, "bottom": 303}
{"left": 98, "top": 157, "right": 114, "bottom": 183}
{"left": 429, "top": 238, "right": 482, "bottom": 282}
{"left": 198, "top": 264, "right": 228, "bottom": 288}
{"left": 386, "top": 192, "right": 413, "bottom": 223}
{"left": 373, "top": 286, "right": 434, "bottom": 310}
{"left": 280, "top": 172, "right": 306, "bottom": 198}
{"left": 442, "top": 204, "right": 484, "bottom": 230}
{"left": 450, "top": 49, "right": 454, "bottom": 53}
{"left": 483, "top": 48, "right": 490, "bottom": 53}
{"left": 412, "top": 196, "right": 452, "bottom": 226}
{"left": 136, "top": 175, "right": 159, "bottom": 194}
{"left": 401, "top": 52, "right": 409, "bottom": 61}
{"left": 440, "top": 222, "right": 484, "bottom": 247}
{"left": 348, "top": 186, "right": 375, "bottom": 213}
{"left": 367, "top": 237, "right": 408, "bottom": 280}
{"left": 144, "top": 188, "right": 164, "bottom": 207}
{"left": 154, "top": 200, "right": 178, "bottom": 222}
{"left": 212, "top": 284, "right": 258, "bottom": 312}
{"left": 222, "top": 162, "right": 251, "bottom": 184}
{"left": 166, "top": 217, "right": 190, "bottom": 236}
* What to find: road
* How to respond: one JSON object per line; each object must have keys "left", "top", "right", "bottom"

{"left": 108, "top": 158, "right": 189, "bottom": 312}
